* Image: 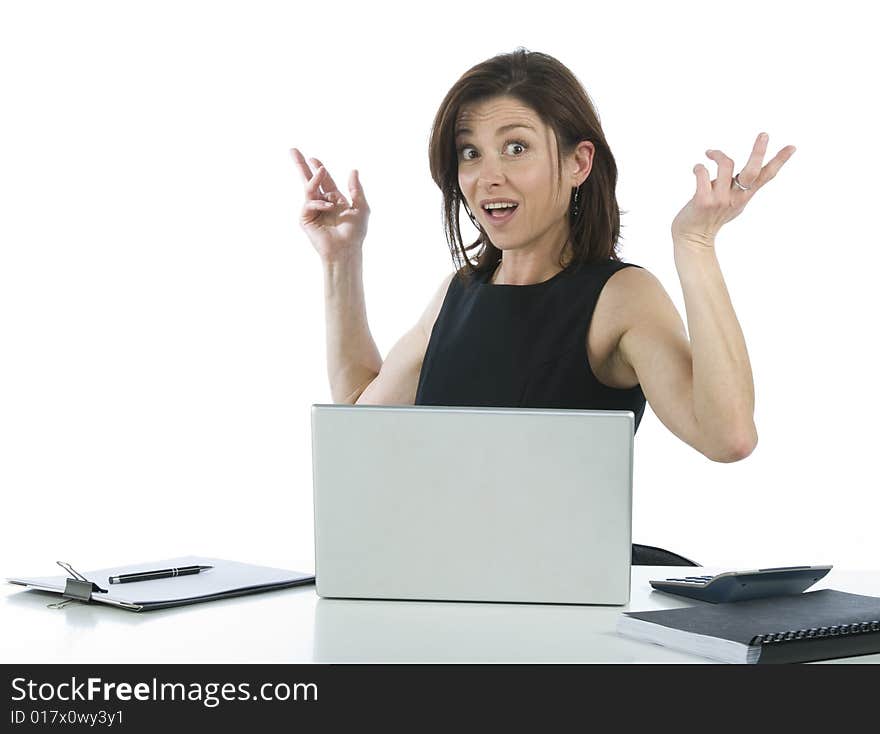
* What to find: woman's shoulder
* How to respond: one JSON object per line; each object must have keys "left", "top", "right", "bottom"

{"left": 570, "top": 258, "right": 665, "bottom": 327}
{"left": 593, "top": 258, "right": 661, "bottom": 296}
{"left": 566, "top": 256, "right": 647, "bottom": 285}
{"left": 592, "top": 260, "right": 675, "bottom": 337}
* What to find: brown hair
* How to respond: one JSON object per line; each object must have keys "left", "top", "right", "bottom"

{"left": 427, "top": 47, "right": 628, "bottom": 285}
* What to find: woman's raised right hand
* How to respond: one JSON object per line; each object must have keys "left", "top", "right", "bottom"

{"left": 290, "top": 148, "right": 370, "bottom": 264}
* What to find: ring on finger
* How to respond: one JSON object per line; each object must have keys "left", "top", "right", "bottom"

{"left": 732, "top": 173, "right": 752, "bottom": 191}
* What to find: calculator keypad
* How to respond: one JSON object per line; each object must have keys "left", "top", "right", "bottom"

{"left": 651, "top": 566, "right": 832, "bottom": 603}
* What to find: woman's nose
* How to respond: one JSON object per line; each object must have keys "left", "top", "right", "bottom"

{"left": 477, "top": 163, "right": 506, "bottom": 187}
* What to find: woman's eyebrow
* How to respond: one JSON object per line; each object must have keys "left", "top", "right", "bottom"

{"left": 454, "top": 123, "right": 537, "bottom": 140}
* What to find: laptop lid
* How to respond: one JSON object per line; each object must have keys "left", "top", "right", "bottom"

{"left": 311, "top": 404, "right": 633, "bottom": 605}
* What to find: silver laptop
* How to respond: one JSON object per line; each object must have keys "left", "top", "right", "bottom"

{"left": 311, "top": 404, "right": 633, "bottom": 605}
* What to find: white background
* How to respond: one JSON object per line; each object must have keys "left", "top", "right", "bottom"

{"left": 1, "top": 0, "right": 877, "bottom": 577}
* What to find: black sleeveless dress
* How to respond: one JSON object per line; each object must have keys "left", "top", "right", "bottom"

{"left": 413, "top": 258, "right": 702, "bottom": 566}
{"left": 415, "top": 258, "right": 647, "bottom": 433}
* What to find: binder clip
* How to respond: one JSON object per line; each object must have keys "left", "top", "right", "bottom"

{"left": 47, "top": 561, "right": 108, "bottom": 610}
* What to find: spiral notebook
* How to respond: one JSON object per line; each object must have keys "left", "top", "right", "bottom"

{"left": 616, "top": 589, "right": 880, "bottom": 664}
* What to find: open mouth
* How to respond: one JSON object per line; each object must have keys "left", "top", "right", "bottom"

{"left": 483, "top": 204, "right": 519, "bottom": 225}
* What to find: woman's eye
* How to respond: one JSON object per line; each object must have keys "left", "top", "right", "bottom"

{"left": 459, "top": 141, "right": 526, "bottom": 160}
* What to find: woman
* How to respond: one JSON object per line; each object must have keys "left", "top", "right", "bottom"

{"left": 291, "top": 48, "right": 794, "bottom": 467}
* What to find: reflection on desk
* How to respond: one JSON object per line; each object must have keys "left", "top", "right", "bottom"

{"left": 2, "top": 567, "right": 879, "bottom": 663}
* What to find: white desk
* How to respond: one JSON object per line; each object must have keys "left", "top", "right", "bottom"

{"left": 3, "top": 567, "right": 879, "bottom": 663}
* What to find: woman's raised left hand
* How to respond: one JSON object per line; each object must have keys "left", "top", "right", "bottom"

{"left": 671, "top": 132, "right": 796, "bottom": 247}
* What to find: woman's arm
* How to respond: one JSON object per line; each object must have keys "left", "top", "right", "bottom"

{"left": 617, "top": 131, "right": 795, "bottom": 461}
{"left": 323, "top": 251, "right": 383, "bottom": 404}
{"left": 613, "top": 265, "right": 753, "bottom": 463}
{"left": 673, "top": 242, "right": 757, "bottom": 456}
{"left": 355, "top": 272, "right": 454, "bottom": 405}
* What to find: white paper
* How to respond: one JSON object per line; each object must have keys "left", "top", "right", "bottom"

{"left": 8, "top": 555, "right": 312, "bottom": 606}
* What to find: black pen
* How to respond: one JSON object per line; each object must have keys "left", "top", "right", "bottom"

{"left": 108, "top": 565, "right": 213, "bottom": 585}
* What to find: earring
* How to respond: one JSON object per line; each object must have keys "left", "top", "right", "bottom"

{"left": 571, "top": 185, "right": 580, "bottom": 217}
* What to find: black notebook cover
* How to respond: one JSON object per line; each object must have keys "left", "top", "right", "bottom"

{"left": 621, "top": 589, "right": 880, "bottom": 663}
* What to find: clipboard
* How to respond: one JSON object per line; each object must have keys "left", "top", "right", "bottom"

{"left": 7, "top": 556, "right": 315, "bottom": 611}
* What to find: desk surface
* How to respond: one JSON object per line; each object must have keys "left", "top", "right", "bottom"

{"left": 3, "top": 567, "right": 879, "bottom": 663}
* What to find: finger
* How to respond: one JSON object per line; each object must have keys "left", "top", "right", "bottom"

{"left": 751, "top": 145, "right": 797, "bottom": 190}
{"left": 290, "top": 149, "right": 334, "bottom": 203}
{"left": 693, "top": 163, "right": 712, "bottom": 199}
{"left": 304, "top": 166, "right": 330, "bottom": 200}
{"left": 349, "top": 169, "right": 369, "bottom": 211}
{"left": 737, "top": 132, "right": 769, "bottom": 187}
{"left": 308, "top": 156, "right": 342, "bottom": 196}
{"left": 705, "top": 149, "right": 734, "bottom": 192}
{"left": 290, "top": 147, "right": 318, "bottom": 182}
{"left": 303, "top": 199, "right": 335, "bottom": 214}
{"left": 310, "top": 157, "right": 352, "bottom": 209}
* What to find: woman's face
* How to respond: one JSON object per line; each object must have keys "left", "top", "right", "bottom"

{"left": 455, "top": 95, "right": 592, "bottom": 257}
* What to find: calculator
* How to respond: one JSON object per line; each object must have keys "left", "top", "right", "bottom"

{"left": 649, "top": 565, "right": 833, "bottom": 603}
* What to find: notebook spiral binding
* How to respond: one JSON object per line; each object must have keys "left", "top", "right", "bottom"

{"left": 751, "top": 620, "right": 880, "bottom": 646}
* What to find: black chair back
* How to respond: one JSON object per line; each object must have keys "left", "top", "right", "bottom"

{"left": 632, "top": 544, "right": 700, "bottom": 566}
